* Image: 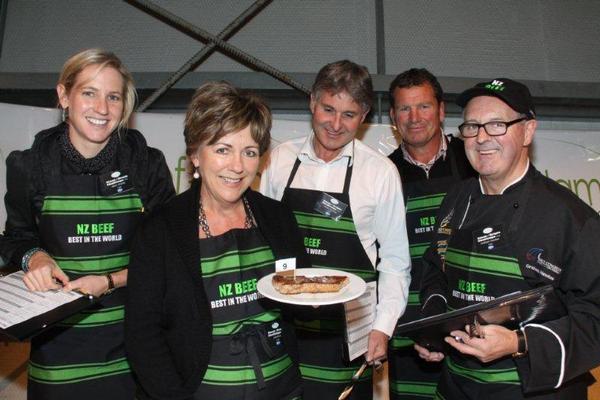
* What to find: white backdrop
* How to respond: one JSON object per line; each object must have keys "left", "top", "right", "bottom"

{"left": 1, "top": 102, "right": 599, "bottom": 230}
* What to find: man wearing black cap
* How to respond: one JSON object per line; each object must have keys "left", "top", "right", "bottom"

{"left": 387, "top": 68, "right": 476, "bottom": 400}
{"left": 416, "top": 78, "right": 600, "bottom": 399}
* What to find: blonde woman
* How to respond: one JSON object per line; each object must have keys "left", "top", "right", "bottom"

{"left": 0, "top": 48, "right": 174, "bottom": 399}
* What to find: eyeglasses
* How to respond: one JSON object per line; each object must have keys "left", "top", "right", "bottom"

{"left": 458, "top": 117, "right": 528, "bottom": 138}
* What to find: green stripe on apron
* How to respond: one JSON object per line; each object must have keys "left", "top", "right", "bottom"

{"left": 445, "top": 248, "right": 523, "bottom": 279}
{"left": 299, "top": 363, "right": 373, "bottom": 383}
{"left": 202, "top": 355, "right": 294, "bottom": 386}
{"left": 212, "top": 309, "right": 281, "bottom": 336}
{"left": 390, "top": 380, "right": 437, "bottom": 397}
{"left": 29, "top": 357, "right": 130, "bottom": 385}
{"left": 293, "top": 211, "right": 357, "bottom": 234}
{"left": 406, "top": 193, "right": 446, "bottom": 212}
{"left": 201, "top": 246, "right": 274, "bottom": 278}
{"left": 446, "top": 357, "right": 520, "bottom": 385}
{"left": 408, "top": 291, "right": 421, "bottom": 306}
{"left": 410, "top": 242, "right": 430, "bottom": 259}
{"left": 54, "top": 252, "right": 129, "bottom": 274}
{"left": 390, "top": 337, "right": 414, "bottom": 349}
{"left": 41, "top": 195, "right": 142, "bottom": 214}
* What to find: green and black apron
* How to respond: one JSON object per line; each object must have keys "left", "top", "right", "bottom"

{"left": 434, "top": 180, "right": 533, "bottom": 400}
{"left": 194, "top": 226, "right": 302, "bottom": 400}
{"left": 281, "top": 157, "right": 377, "bottom": 400}
{"left": 28, "top": 170, "right": 141, "bottom": 399}
{"left": 389, "top": 152, "right": 461, "bottom": 400}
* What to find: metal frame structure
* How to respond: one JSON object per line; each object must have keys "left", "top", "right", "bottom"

{"left": 0, "top": 0, "right": 598, "bottom": 122}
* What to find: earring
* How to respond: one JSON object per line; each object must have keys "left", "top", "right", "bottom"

{"left": 61, "top": 107, "right": 68, "bottom": 122}
{"left": 193, "top": 167, "right": 200, "bottom": 179}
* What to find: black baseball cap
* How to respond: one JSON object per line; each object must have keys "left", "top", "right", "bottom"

{"left": 456, "top": 78, "right": 536, "bottom": 119}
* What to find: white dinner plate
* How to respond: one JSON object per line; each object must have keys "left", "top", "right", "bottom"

{"left": 257, "top": 268, "right": 367, "bottom": 306}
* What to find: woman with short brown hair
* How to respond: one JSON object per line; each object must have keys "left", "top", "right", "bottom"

{"left": 126, "top": 81, "right": 308, "bottom": 400}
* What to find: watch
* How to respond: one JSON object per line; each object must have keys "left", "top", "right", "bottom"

{"left": 512, "top": 328, "right": 528, "bottom": 358}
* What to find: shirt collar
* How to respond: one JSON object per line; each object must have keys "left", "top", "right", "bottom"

{"left": 478, "top": 159, "right": 531, "bottom": 195}
{"left": 299, "top": 131, "right": 355, "bottom": 165}
{"left": 401, "top": 129, "right": 447, "bottom": 171}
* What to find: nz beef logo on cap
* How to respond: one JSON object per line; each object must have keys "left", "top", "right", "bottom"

{"left": 526, "top": 248, "right": 562, "bottom": 275}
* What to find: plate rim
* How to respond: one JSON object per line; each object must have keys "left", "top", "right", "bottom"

{"left": 257, "top": 268, "right": 367, "bottom": 306}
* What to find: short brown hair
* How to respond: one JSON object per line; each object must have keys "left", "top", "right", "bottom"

{"left": 184, "top": 81, "right": 271, "bottom": 156}
{"left": 58, "top": 48, "right": 136, "bottom": 133}
{"left": 311, "top": 60, "right": 373, "bottom": 112}
{"left": 389, "top": 68, "right": 444, "bottom": 107}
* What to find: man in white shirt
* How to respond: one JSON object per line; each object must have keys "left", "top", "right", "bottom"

{"left": 260, "top": 60, "right": 411, "bottom": 399}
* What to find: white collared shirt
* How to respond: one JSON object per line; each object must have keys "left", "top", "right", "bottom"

{"left": 260, "top": 133, "right": 411, "bottom": 337}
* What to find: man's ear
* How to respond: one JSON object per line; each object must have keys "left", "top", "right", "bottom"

{"left": 438, "top": 101, "right": 446, "bottom": 123}
{"left": 360, "top": 108, "right": 370, "bottom": 124}
{"left": 389, "top": 107, "right": 396, "bottom": 127}
{"left": 523, "top": 119, "right": 537, "bottom": 147}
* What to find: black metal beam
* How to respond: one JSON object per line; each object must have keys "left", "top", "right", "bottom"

{"left": 1, "top": 72, "right": 599, "bottom": 121}
{"left": 125, "top": 0, "right": 311, "bottom": 95}
{"left": 136, "top": 0, "right": 273, "bottom": 111}
{"left": 0, "top": 0, "right": 8, "bottom": 58}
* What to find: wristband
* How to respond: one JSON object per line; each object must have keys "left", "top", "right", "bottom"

{"left": 512, "top": 328, "right": 528, "bottom": 358}
{"left": 21, "top": 247, "right": 48, "bottom": 272}
{"left": 104, "top": 273, "right": 116, "bottom": 296}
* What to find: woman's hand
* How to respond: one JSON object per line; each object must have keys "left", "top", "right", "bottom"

{"left": 445, "top": 324, "right": 518, "bottom": 363}
{"left": 414, "top": 343, "right": 445, "bottom": 362}
{"left": 23, "top": 251, "right": 69, "bottom": 291}
{"left": 64, "top": 275, "right": 109, "bottom": 297}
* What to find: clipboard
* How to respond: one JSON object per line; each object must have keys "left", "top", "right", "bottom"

{"left": 395, "top": 285, "right": 565, "bottom": 352}
{"left": 0, "top": 271, "right": 97, "bottom": 341}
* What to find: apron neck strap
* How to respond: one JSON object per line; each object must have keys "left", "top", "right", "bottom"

{"left": 285, "top": 156, "right": 353, "bottom": 195}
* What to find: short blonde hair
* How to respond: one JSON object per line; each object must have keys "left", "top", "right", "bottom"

{"left": 58, "top": 48, "right": 136, "bottom": 133}
{"left": 184, "top": 81, "right": 271, "bottom": 156}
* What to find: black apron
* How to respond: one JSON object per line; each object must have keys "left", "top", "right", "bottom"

{"left": 28, "top": 170, "right": 141, "bottom": 400}
{"left": 281, "top": 157, "right": 377, "bottom": 400}
{"left": 389, "top": 152, "right": 461, "bottom": 400}
{"left": 434, "top": 180, "right": 534, "bottom": 400}
{"left": 194, "top": 227, "right": 302, "bottom": 400}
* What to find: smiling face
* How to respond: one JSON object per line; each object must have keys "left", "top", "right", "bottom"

{"left": 57, "top": 65, "right": 124, "bottom": 158}
{"left": 463, "top": 96, "right": 536, "bottom": 193}
{"left": 310, "top": 90, "right": 367, "bottom": 162}
{"left": 389, "top": 83, "right": 444, "bottom": 156}
{"left": 192, "top": 125, "right": 260, "bottom": 208}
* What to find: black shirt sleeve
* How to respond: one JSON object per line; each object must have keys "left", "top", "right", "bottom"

{"left": 0, "top": 150, "right": 40, "bottom": 267}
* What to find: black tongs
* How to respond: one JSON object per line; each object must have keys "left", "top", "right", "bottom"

{"left": 337, "top": 358, "right": 385, "bottom": 400}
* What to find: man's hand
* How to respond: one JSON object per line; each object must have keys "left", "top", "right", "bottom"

{"left": 445, "top": 324, "right": 518, "bottom": 363}
{"left": 366, "top": 329, "right": 389, "bottom": 363}
{"left": 23, "top": 251, "right": 69, "bottom": 291}
{"left": 414, "top": 343, "right": 445, "bottom": 362}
